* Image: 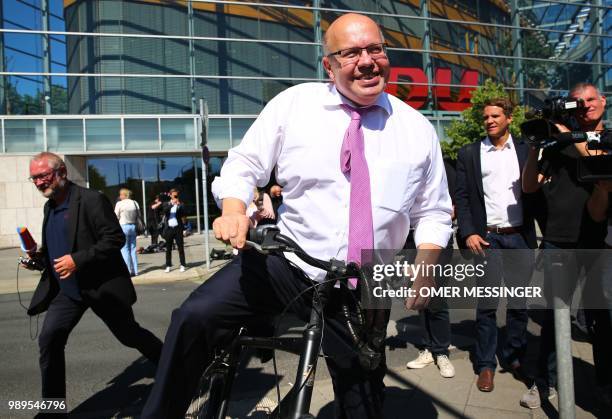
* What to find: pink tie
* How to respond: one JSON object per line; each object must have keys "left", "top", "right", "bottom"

{"left": 340, "top": 104, "right": 374, "bottom": 288}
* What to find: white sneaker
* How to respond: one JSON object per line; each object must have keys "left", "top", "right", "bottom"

{"left": 520, "top": 384, "right": 541, "bottom": 409}
{"left": 436, "top": 355, "right": 455, "bottom": 378}
{"left": 406, "top": 349, "right": 434, "bottom": 369}
{"left": 165, "top": 267, "right": 171, "bottom": 273}
{"left": 180, "top": 265, "right": 186, "bottom": 272}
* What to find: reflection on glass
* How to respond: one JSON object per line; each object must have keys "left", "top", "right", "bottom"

{"left": 231, "top": 118, "right": 255, "bottom": 147}
{"left": 161, "top": 119, "right": 195, "bottom": 150}
{"left": 86, "top": 119, "right": 121, "bottom": 151}
{"left": 125, "top": 119, "right": 159, "bottom": 150}
{"left": 5, "top": 120, "right": 44, "bottom": 153}
{"left": 47, "top": 120, "right": 83, "bottom": 152}
{"left": 208, "top": 119, "right": 230, "bottom": 151}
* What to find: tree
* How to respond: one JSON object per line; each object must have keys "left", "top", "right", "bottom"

{"left": 442, "top": 79, "right": 526, "bottom": 160}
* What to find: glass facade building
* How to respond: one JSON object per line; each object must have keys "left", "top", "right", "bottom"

{"left": 1, "top": 0, "right": 610, "bottom": 229}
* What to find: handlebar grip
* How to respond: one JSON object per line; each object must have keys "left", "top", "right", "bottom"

{"left": 247, "top": 224, "right": 280, "bottom": 245}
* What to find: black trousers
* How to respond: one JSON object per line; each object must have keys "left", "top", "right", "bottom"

{"left": 38, "top": 291, "right": 163, "bottom": 398}
{"left": 141, "top": 250, "right": 387, "bottom": 419}
{"left": 164, "top": 226, "right": 186, "bottom": 267}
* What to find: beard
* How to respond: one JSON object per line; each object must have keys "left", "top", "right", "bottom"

{"left": 40, "top": 177, "right": 67, "bottom": 199}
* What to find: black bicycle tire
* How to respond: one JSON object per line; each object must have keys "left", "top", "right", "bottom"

{"left": 186, "top": 368, "right": 228, "bottom": 419}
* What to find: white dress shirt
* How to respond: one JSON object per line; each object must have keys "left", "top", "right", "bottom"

{"left": 212, "top": 82, "right": 452, "bottom": 280}
{"left": 480, "top": 135, "right": 523, "bottom": 228}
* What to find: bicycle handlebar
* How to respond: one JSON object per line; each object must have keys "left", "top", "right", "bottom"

{"left": 246, "top": 225, "right": 361, "bottom": 280}
{"left": 246, "top": 224, "right": 384, "bottom": 372}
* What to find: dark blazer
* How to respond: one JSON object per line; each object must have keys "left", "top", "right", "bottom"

{"left": 161, "top": 201, "right": 186, "bottom": 232}
{"left": 455, "top": 137, "right": 539, "bottom": 249}
{"left": 28, "top": 182, "right": 136, "bottom": 316}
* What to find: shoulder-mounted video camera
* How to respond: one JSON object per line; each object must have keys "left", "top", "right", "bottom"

{"left": 520, "top": 96, "right": 611, "bottom": 182}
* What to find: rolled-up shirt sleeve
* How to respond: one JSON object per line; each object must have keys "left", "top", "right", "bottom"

{"left": 211, "top": 95, "right": 286, "bottom": 208}
{"left": 411, "top": 126, "right": 453, "bottom": 248}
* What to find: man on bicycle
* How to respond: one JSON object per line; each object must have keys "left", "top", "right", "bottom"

{"left": 142, "top": 12, "right": 452, "bottom": 419}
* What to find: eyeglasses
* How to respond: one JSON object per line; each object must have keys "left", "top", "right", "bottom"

{"left": 28, "top": 169, "right": 56, "bottom": 183}
{"left": 327, "top": 42, "right": 388, "bottom": 64}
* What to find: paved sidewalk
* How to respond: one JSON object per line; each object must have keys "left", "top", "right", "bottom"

{"left": 0, "top": 234, "right": 603, "bottom": 418}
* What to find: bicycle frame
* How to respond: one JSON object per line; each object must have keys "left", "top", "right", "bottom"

{"left": 197, "top": 288, "right": 325, "bottom": 419}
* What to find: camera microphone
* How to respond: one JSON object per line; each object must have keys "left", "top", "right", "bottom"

{"left": 17, "top": 227, "right": 37, "bottom": 253}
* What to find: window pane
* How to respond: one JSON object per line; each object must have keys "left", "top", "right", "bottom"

{"left": 161, "top": 118, "right": 194, "bottom": 150}
{"left": 125, "top": 118, "right": 159, "bottom": 150}
{"left": 5, "top": 120, "right": 44, "bottom": 153}
{"left": 231, "top": 118, "right": 255, "bottom": 147}
{"left": 86, "top": 119, "right": 121, "bottom": 151}
{"left": 208, "top": 119, "right": 230, "bottom": 152}
{"left": 47, "top": 120, "right": 83, "bottom": 152}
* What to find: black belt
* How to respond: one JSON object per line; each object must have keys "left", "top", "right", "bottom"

{"left": 486, "top": 225, "right": 522, "bottom": 235}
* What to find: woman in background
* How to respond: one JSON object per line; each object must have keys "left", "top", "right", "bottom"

{"left": 114, "top": 188, "right": 140, "bottom": 276}
{"left": 162, "top": 188, "right": 187, "bottom": 273}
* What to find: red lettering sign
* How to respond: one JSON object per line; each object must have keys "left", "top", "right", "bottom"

{"left": 385, "top": 67, "right": 479, "bottom": 111}
{"left": 385, "top": 67, "right": 428, "bottom": 109}
{"left": 433, "top": 68, "right": 478, "bottom": 111}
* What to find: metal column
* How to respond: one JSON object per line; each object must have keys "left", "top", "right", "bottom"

{"left": 510, "top": 0, "right": 525, "bottom": 103}
{"left": 199, "top": 99, "right": 211, "bottom": 270}
{"left": 41, "top": 0, "right": 51, "bottom": 114}
{"left": 0, "top": 2, "right": 5, "bottom": 114}
{"left": 421, "top": 0, "right": 433, "bottom": 110}
{"left": 188, "top": 1, "right": 197, "bottom": 114}
{"left": 551, "top": 252, "right": 576, "bottom": 419}
{"left": 592, "top": 0, "right": 604, "bottom": 93}
{"left": 141, "top": 179, "right": 148, "bottom": 237}
{"left": 313, "top": 0, "right": 323, "bottom": 80}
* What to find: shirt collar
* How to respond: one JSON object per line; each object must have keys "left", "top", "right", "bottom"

{"left": 324, "top": 83, "right": 392, "bottom": 116}
{"left": 482, "top": 134, "right": 514, "bottom": 152}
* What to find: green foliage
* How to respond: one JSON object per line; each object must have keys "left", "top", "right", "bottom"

{"left": 442, "top": 79, "right": 527, "bottom": 160}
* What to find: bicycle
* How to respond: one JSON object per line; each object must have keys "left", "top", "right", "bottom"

{"left": 186, "top": 224, "right": 387, "bottom": 419}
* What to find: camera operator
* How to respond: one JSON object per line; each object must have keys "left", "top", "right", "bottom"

{"left": 521, "top": 82, "right": 609, "bottom": 408}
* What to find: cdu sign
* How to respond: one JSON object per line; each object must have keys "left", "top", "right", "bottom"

{"left": 385, "top": 67, "right": 479, "bottom": 111}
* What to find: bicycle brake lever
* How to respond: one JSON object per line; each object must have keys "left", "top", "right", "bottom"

{"left": 245, "top": 240, "right": 265, "bottom": 253}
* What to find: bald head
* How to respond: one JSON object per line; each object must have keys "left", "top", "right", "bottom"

{"left": 323, "top": 13, "right": 383, "bottom": 56}
{"left": 322, "top": 13, "right": 389, "bottom": 106}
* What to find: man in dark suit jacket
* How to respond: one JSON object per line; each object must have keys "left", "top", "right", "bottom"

{"left": 455, "top": 98, "right": 537, "bottom": 393}
{"left": 25, "top": 152, "right": 162, "bottom": 411}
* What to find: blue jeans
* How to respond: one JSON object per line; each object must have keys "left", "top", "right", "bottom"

{"left": 475, "top": 232, "right": 533, "bottom": 372}
{"left": 121, "top": 223, "right": 138, "bottom": 275}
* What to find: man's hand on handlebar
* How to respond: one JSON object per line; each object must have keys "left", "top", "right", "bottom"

{"left": 213, "top": 198, "right": 250, "bottom": 249}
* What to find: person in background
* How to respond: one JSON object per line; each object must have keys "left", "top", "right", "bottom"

{"left": 249, "top": 188, "right": 276, "bottom": 226}
{"left": 162, "top": 188, "right": 187, "bottom": 273}
{"left": 115, "top": 188, "right": 141, "bottom": 276}
{"left": 25, "top": 153, "right": 162, "bottom": 416}
{"left": 455, "top": 98, "right": 538, "bottom": 393}
{"left": 269, "top": 184, "right": 283, "bottom": 219}
{"left": 521, "top": 82, "right": 608, "bottom": 408}
{"left": 405, "top": 158, "right": 457, "bottom": 378}
{"left": 148, "top": 195, "right": 164, "bottom": 246}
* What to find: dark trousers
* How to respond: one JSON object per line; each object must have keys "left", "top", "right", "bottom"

{"left": 475, "top": 232, "right": 533, "bottom": 372}
{"left": 537, "top": 241, "right": 611, "bottom": 388}
{"left": 164, "top": 226, "right": 186, "bottom": 267}
{"left": 405, "top": 231, "right": 452, "bottom": 357}
{"left": 419, "top": 308, "right": 451, "bottom": 356}
{"left": 39, "top": 291, "right": 163, "bottom": 398}
{"left": 141, "top": 250, "right": 387, "bottom": 419}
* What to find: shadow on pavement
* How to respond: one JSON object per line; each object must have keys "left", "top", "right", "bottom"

{"left": 317, "top": 369, "right": 466, "bottom": 419}
{"left": 69, "top": 357, "right": 156, "bottom": 418}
